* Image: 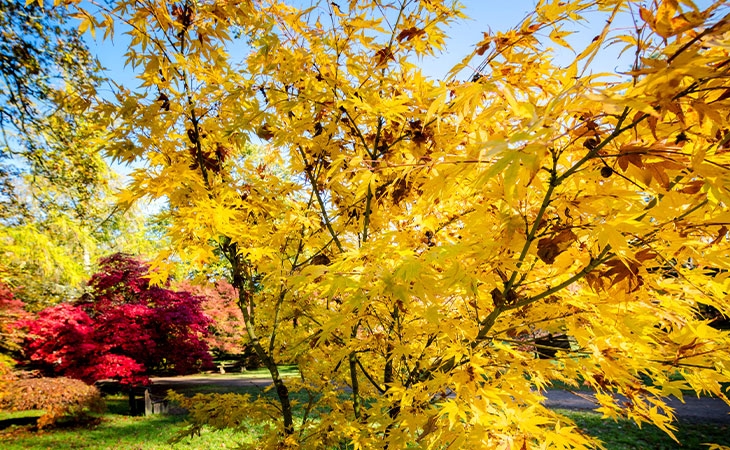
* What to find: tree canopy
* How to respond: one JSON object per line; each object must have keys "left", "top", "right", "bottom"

{"left": 16, "top": 0, "right": 730, "bottom": 448}
{"left": 21, "top": 253, "right": 212, "bottom": 386}
{"left": 0, "top": 0, "right": 159, "bottom": 310}
{"left": 0, "top": 281, "right": 29, "bottom": 368}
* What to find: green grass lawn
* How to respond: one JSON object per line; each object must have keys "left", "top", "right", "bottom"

{"left": 0, "top": 394, "right": 253, "bottom": 450}
{"left": 558, "top": 409, "right": 730, "bottom": 450}
{"left": 0, "top": 410, "right": 42, "bottom": 420}
{"left": 207, "top": 364, "right": 299, "bottom": 379}
{"left": 237, "top": 364, "right": 299, "bottom": 379}
{"left": 2, "top": 373, "right": 729, "bottom": 449}
{"left": 1, "top": 414, "right": 250, "bottom": 449}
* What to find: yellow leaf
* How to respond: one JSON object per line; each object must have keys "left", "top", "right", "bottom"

{"left": 549, "top": 27, "right": 573, "bottom": 51}
{"left": 655, "top": 0, "right": 680, "bottom": 38}
{"left": 596, "top": 224, "right": 626, "bottom": 253}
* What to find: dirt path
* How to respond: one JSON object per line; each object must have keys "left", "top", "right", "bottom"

{"left": 150, "top": 374, "right": 730, "bottom": 423}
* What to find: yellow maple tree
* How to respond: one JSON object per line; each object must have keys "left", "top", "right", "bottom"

{"left": 69, "top": 0, "right": 730, "bottom": 447}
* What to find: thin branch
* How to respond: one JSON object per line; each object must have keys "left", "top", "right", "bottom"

{"left": 667, "top": 11, "right": 730, "bottom": 65}
{"left": 269, "top": 288, "right": 288, "bottom": 355}
{"left": 297, "top": 145, "right": 344, "bottom": 252}
{"left": 355, "top": 355, "right": 386, "bottom": 394}
{"left": 503, "top": 150, "right": 560, "bottom": 293}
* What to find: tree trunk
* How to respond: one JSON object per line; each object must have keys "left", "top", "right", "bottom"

{"left": 229, "top": 248, "right": 294, "bottom": 435}
{"left": 128, "top": 388, "right": 138, "bottom": 416}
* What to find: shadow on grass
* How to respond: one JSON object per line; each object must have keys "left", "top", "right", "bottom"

{"left": 0, "top": 415, "right": 40, "bottom": 429}
{"left": 0, "top": 389, "right": 277, "bottom": 449}
{"left": 558, "top": 408, "right": 730, "bottom": 450}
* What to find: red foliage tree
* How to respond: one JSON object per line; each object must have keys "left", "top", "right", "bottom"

{"left": 20, "top": 253, "right": 213, "bottom": 386}
{"left": 176, "top": 280, "right": 246, "bottom": 356}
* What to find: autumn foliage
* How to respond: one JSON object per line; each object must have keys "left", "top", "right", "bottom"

{"left": 29, "top": 0, "right": 730, "bottom": 448}
{"left": 0, "top": 376, "right": 105, "bottom": 429}
{"left": 176, "top": 280, "right": 246, "bottom": 356}
{"left": 0, "top": 281, "right": 29, "bottom": 359}
{"left": 21, "top": 253, "right": 212, "bottom": 386}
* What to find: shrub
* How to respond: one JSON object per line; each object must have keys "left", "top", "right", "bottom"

{"left": 0, "top": 376, "right": 105, "bottom": 428}
{"left": 0, "top": 354, "right": 17, "bottom": 395}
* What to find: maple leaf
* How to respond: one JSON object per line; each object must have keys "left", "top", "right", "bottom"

{"left": 374, "top": 47, "right": 395, "bottom": 67}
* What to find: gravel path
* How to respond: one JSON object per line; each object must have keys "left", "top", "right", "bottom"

{"left": 150, "top": 375, "right": 730, "bottom": 423}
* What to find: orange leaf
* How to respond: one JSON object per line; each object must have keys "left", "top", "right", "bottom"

{"left": 679, "top": 180, "right": 704, "bottom": 194}
{"left": 374, "top": 47, "right": 395, "bottom": 67}
{"left": 397, "top": 27, "right": 425, "bottom": 42}
{"left": 635, "top": 249, "right": 658, "bottom": 262}
{"left": 639, "top": 7, "right": 655, "bottom": 28}
{"left": 709, "top": 226, "right": 728, "bottom": 245}
{"left": 536, "top": 229, "right": 577, "bottom": 264}
{"left": 475, "top": 33, "right": 491, "bottom": 56}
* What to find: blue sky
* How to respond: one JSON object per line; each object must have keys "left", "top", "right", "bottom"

{"left": 88, "top": 0, "right": 724, "bottom": 84}
{"left": 427, "top": 0, "right": 539, "bottom": 77}
{"left": 428, "top": 0, "right": 720, "bottom": 78}
{"left": 88, "top": 1, "right": 544, "bottom": 88}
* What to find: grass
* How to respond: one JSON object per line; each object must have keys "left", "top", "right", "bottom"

{"left": 0, "top": 410, "right": 42, "bottom": 420}
{"left": 0, "top": 395, "right": 253, "bottom": 450}
{"left": 2, "top": 372, "right": 729, "bottom": 449}
{"left": 238, "top": 364, "right": 299, "bottom": 379}
{"left": 558, "top": 409, "right": 730, "bottom": 450}
{"left": 209, "top": 363, "right": 299, "bottom": 379}
{"left": 200, "top": 364, "right": 299, "bottom": 381}
{"left": 1, "top": 413, "right": 248, "bottom": 449}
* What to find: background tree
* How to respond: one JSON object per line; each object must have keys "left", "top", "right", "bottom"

{"left": 87, "top": 0, "right": 730, "bottom": 448}
{"left": 0, "top": 0, "right": 101, "bottom": 233}
{"left": 0, "top": 281, "right": 29, "bottom": 372}
{"left": 0, "top": 0, "right": 156, "bottom": 310}
{"left": 177, "top": 280, "right": 247, "bottom": 357}
{"left": 20, "top": 253, "right": 213, "bottom": 387}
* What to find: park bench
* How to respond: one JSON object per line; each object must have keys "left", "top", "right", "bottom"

{"left": 143, "top": 388, "right": 168, "bottom": 416}
{"left": 127, "top": 387, "right": 168, "bottom": 416}
{"left": 216, "top": 360, "right": 246, "bottom": 373}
